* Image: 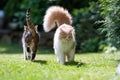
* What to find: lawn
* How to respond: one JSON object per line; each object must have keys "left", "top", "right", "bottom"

{"left": 0, "top": 42, "right": 120, "bottom": 80}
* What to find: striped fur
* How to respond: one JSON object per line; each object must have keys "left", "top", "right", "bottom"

{"left": 26, "top": 8, "right": 34, "bottom": 28}
{"left": 22, "top": 8, "right": 40, "bottom": 61}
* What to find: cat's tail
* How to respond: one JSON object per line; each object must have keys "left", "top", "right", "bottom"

{"left": 43, "top": 6, "right": 72, "bottom": 32}
{"left": 26, "top": 8, "right": 34, "bottom": 28}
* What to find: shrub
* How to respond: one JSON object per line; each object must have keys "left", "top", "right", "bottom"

{"left": 98, "top": 0, "right": 120, "bottom": 48}
{"left": 73, "top": 2, "right": 104, "bottom": 52}
{"left": 80, "top": 37, "right": 100, "bottom": 52}
{"left": 4, "top": 0, "right": 91, "bottom": 30}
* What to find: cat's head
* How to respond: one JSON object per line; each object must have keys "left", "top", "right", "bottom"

{"left": 59, "top": 27, "right": 74, "bottom": 40}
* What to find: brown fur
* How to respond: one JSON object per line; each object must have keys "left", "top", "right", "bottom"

{"left": 22, "top": 8, "right": 40, "bottom": 61}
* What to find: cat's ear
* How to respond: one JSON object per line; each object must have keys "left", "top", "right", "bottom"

{"left": 68, "top": 29, "right": 73, "bottom": 34}
{"left": 35, "top": 25, "right": 38, "bottom": 31}
{"left": 60, "top": 28, "right": 65, "bottom": 33}
{"left": 70, "top": 29, "right": 73, "bottom": 33}
{"left": 24, "top": 25, "right": 28, "bottom": 30}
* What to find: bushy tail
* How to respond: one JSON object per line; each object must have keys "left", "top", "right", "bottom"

{"left": 43, "top": 6, "right": 72, "bottom": 32}
{"left": 26, "top": 8, "right": 34, "bottom": 28}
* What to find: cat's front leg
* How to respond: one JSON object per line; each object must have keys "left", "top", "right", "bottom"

{"left": 54, "top": 47, "right": 60, "bottom": 62}
{"left": 56, "top": 57, "right": 60, "bottom": 62}
{"left": 57, "top": 52, "right": 65, "bottom": 65}
{"left": 67, "top": 49, "right": 75, "bottom": 62}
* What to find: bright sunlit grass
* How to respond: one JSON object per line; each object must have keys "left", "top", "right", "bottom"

{"left": 0, "top": 43, "right": 120, "bottom": 80}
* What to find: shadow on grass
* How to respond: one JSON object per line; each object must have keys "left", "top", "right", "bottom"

{"left": 65, "top": 61, "right": 85, "bottom": 67}
{"left": 34, "top": 60, "right": 47, "bottom": 64}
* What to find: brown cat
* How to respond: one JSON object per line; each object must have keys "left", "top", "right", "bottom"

{"left": 22, "top": 8, "right": 40, "bottom": 61}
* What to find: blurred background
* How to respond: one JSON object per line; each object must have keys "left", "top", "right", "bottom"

{"left": 0, "top": 0, "right": 119, "bottom": 53}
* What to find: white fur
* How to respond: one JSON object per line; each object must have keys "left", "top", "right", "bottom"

{"left": 53, "top": 26, "right": 75, "bottom": 65}
{"left": 22, "top": 37, "right": 30, "bottom": 60}
{"left": 43, "top": 6, "right": 75, "bottom": 64}
{"left": 22, "top": 30, "right": 33, "bottom": 60}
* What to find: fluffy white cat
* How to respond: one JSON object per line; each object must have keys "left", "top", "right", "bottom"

{"left": 54, "top": 24, "right": 76, "bottom": 64}
{"left": 43, "top": 6, "right": 76, "bottom": 64}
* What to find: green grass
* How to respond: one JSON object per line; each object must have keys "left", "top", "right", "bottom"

{"left": 0, "top": 43, "right": 120, "bottom": 80}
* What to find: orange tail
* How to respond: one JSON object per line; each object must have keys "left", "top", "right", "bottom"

{"left": 43, "top": 6, "right": 72, "bottom": 32}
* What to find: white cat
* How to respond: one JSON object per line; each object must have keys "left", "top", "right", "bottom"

{"left": 54, "top": 24, "right": 76, "bottom": 64}
{"left": 43, "top": 6, "right": 76, "bottom": 64}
